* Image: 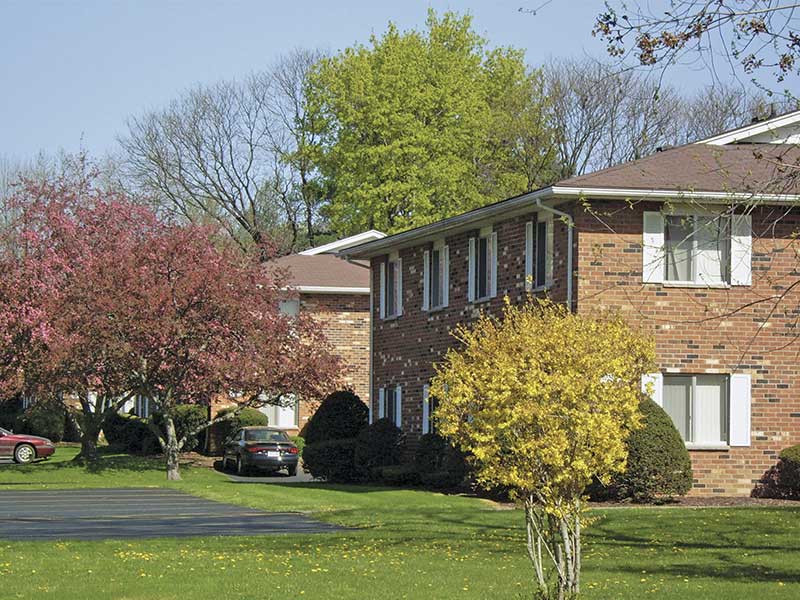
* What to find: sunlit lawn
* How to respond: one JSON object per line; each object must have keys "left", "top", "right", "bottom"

{"left": 0, "top": 446, "right": 798, "bottom": 599}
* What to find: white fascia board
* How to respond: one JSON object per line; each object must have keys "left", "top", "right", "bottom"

{"left": 695, "top": 110, "right": 800, "bottom": 145}
{"left": 292, "top": 285, "right": 370, "bottom": 295}
{"left": 551, "top": 186, "right": 800, "bottom": 203}
{"left": 299, "top": 230, "right": 387, "bottom": 255}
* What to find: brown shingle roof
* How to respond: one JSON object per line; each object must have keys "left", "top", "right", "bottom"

{"left": 560, "top": 143, "right": 800, "bottom": 195}
{"left": 270, "top": 254, "right": 370, "bottom": 290}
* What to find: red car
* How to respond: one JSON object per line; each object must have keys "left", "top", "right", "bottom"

{"left": 0, "top": 426, "right": 56, "bottom": 464}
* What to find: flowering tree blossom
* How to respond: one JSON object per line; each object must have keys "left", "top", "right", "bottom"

{"left": 0, "top": 178, "right": 340, "bottom": 479}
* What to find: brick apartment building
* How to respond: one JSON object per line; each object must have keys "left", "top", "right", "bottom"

{"left": 343, "top": 110, "right": 800, "bottom": 496}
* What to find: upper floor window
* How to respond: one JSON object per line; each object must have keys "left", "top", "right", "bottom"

{"left": 468, "top": 227, "right": 497, "bottom": 303}
{"left": 379, "top": 253, "right": 403, "bottom": 319}
{"left": 643, "top": 210, "right": 751, "bottom": 286}
{"left": 525, "top": 214, "right": 554, "bottom": 290}
{"left": 423, "top": 241, "right": 449, "bottom": 311}
{"left": 665, "top": 215, "right": 730, "bottom": 284}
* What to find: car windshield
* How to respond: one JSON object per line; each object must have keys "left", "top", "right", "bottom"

{"left": 0, "top": 427, "right": 8, "bottom": 436}
{"left": 244, "top": 429, "right": 290, "bottom": 442}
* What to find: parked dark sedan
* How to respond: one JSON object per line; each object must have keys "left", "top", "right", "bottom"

{"left": 223, "top": 427, "right": 299, "bottom": 476}
{"left": 0, "top": 427, "right": 56, "bottom": 464}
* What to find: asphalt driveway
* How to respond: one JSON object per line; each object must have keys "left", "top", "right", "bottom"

{"left": 0, "top": 488, "right": 343, "bottom": 541}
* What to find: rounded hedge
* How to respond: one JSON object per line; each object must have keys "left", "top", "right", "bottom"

{"left": 354, "top": 418, "right": 404, "bottom": 478}
{"left": 600, "top": 396, "right": 693, "bottom": 502}
{"left": 214, "top": 406, "right": 269, "bottom": 443}
{"left": 102, "top": 412, "right": 160, "bottom": 455}
{"left": 777, "top": 444, "right": 800, "bottom": 497}
{"left": 303, "top": 390, "right": 368, "bottom": 445}
{"left": 302, "top": 438, "right": 359, "bottom": 482}
{"left": 15, "top": 402, "right": 66, "bottom": 442}
{"left": 414, "top": 433, "right": 470, "bottom": 488}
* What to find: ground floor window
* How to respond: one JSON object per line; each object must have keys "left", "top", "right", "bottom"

{"left": 379, "top": 386, "right": 402, "bottom": 429}
{"left": 663, "top": 374, "right": 729, "bottom": 445}
{"left": 422, "top": 385, "right": 438, "bottom": 435}
{"left": 134, "top": 395, "right": 151, "bottom": 419}
{"left": 260, "top": 398, "right": 300, "bottom": 429}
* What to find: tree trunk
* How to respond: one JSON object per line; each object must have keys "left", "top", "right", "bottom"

{"left": 164, "top": 415, "right": 181, "bottom": 481}
{"left": 76, "top": 415, "right": 102, "bottom": 462}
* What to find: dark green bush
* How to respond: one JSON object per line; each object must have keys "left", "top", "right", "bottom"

{"left": 302, "top": 438, "right": 359, "bottom": 482}
{"left": 420, "top": 470, "right": 466, "bottom": 489}
{"left": 303, "top": 390, "right": 368, "bottom": 445}
{"left": 354, "top": 418, "right": 404, "bottom": 478}
{"left": 214, "top": 406, "right": 269, "bottom": 443}
{"left": 102, "top": 412, "right": 160, "bottom": 455}
{"left": 593, "top": 396, "right": 693, "bottom": 502}
{"left": 0, "top": 398, "right": 21, "bottom": 431}
{"left": 777, "top": 444, "right": 800, "bottom": 497}
{"left": 152, "top": 405, "right": 208, "bottom": 452}
{"left": 380, "top": 464, "right": 421, "bottom": 486}
{"left": 414, "top": 433, "right": 470, "bottom": 487}
{"left": 15, "top": 401, "right": 66, "bottom": 442}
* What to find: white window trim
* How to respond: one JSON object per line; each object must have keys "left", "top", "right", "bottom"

{"left": 422, "top": 384, "right": 431, "bottom": 435}
{"left": 525, "top": 215, "right": 554, "bottom": 291}
{"left": 380, "top": 253, "right": 403, "bottom": 320}
{"left": 469, "top": 226, "right": 498, "bottom": 303}
{"left": 423, "top": 240, "right": 449, "bottom": 312}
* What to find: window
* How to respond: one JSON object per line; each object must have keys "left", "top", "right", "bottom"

{"left": 468, "top": 228, "right": 497, "bottom": 302}
{"left": 422, "top": 384, "right": 439, "bottom": 435}
{"left": 245, "top": 429, "right": 290, "bottom": 442}
{"left": 260, "top": 398, "right": 299, "bottom": 429}
{"left": 643, "top": 211, "right": 751, "bottom": 286}
{"left": 423, "top": 242, "right": 449, "bottom": 311}
{"left": 663, "top": 374, "right": 729, "bottom": 445}
{"left": 525, "top": 215, "right": 553, "bottom": 290}
{"left": 134, "top": 395, "right": 151, "bottom": 419}
{"left": 378, "top": 385, "right": 402, "bottom": 428}
{"left": 21, "top": 395, "right": 33, "bottom": 410}
{"left": 279, "top": 299, "right": 300, "bottom": 317}
{"left": 665, "top": 215, "right": 730, "bottom": 284}
{"left": 380, "top": 255, "right": 403, "bottom": 319}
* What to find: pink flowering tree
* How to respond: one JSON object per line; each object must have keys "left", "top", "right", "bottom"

{"left": 0, "top": 178, "right": 340, "bottom": 478}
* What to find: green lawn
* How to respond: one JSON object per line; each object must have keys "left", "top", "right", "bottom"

{"left": 1, "top": 447, "right": 798, "bottom": 599}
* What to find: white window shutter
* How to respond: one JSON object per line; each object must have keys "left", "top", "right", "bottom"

{"left": 731, "top": 214, "right": 752, "bottom": 286}
{"left": 525, "top": 221, "right": 533, "bottom": 291}
{"left": 468, "top": 237, "right": 476, "bottom": 302}
{"left": 729, "top": 373, "right": 751, "bottom": 446}
{"left": 490, "top": 231, "right": 498, "bottom": 297}
{"left": 378, "top": 388, "right": 385, "bottom": 419}
{"left": 396, "top": 258, "right": 403, "bottom": 316}
{"left": 641, "top": 372, "right": 663, "bottom": 407}
{"left": 379, "top": 262, "right": 386, "bottom": 319}
{"left": 422, "top": 385, "right": 430, "bottom": 435}
{"left": 545, "top": 214, "right": 554, "bottom": 285}
{"left": 395, "top": 385, "right": 402, "bottom": 429}
{"left": 422, "top": 250, "right": 430, "bottom": 311}
{"left": 642, "top": 212, "right": 665, "bottom": 283}
{"left": 368, "top": 394, "right": 373, "bottom": 423}
{"left": 442, "top": 245, "right": 450, "bottom": 307}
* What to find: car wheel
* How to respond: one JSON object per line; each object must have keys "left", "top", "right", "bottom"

{"left": 14, "top": 444, "right": 35, "bottom": 465}
{"left": 287, "top": 465, "right": 297, "bottom": 477}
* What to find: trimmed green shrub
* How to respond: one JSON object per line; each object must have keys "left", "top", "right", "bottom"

{"left": 777, "top": 444, "right": 800, "bottom": 497}
{"left": 152, "top": 405, "right": 208, "bottom": 453}
{"left": 302, "top": 438, "right": 359, "bottom": 482}
{"left": 594, "top": 396, "right": 693, "bottom": 502}
{"left": 102, "top": 412, "right": 160, "bottom": 455}
{"left": 0, "top": 398, "right": 21, "bottom": 431}
{"left": 354, "top": 418, "right": 404, "bottom": 478}
{"left": 214, "top": 407, "right": 268, "bottom": 443}
{"left": 414, "top": 433, "right": 470, "bottom": 488}
{"left": 15, "top": 401, "right": 66, "bottom": 442}
{"left": 380, "top": 464, "right": 421, "bottom": 486}
{"left": 290, "top": 435, "right": 305, "bottom": 455}
{"left": 303, "top": 390, "right": 368, "bottom": 445}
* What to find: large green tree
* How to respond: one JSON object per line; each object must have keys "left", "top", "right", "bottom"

{"left": 309, "top": 10, "right": 560, "bottom": 235}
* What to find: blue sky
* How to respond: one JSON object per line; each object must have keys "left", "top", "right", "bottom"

{"left": 0, "top": 0, "right": 712, "bottom": 161}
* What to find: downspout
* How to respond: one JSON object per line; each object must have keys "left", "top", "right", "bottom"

{"left": 535, "top": 199, "right": 574, "bottom": 310}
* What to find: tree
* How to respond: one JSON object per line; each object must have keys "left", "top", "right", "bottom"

{"left": 0, "top": 178, "right": 340, "bottom": 477}
{"left": 308, "top": 10, "right": 560, "bottom": 235}
{"left": 593, "top": 1, "right": 800, "bottom": 94}
{"left": 431, "top": 299, "right": 654, "bottom": 599}
{"left": 119, "top": 49, "right": 329, "bottom": 255}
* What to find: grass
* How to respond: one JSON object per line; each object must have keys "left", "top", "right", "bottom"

{"left": 1, "top": 447, "right": 799, "bottom": 599}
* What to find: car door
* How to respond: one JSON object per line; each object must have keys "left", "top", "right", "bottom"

{"left": 0, "top": 430, "right": 12, "bottom": 459}
{"left": 225, "top": 429, "right": 242, "bottom": 460}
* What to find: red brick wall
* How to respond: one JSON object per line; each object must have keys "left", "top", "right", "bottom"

{"left": 370, "top": 199, "right": 800, "bottom": 496}
{"left": 370, "top": 209, "right": 572, "bottom": 436}
{"left": 574, "top": 200, "right": 800, "bottom": 496}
